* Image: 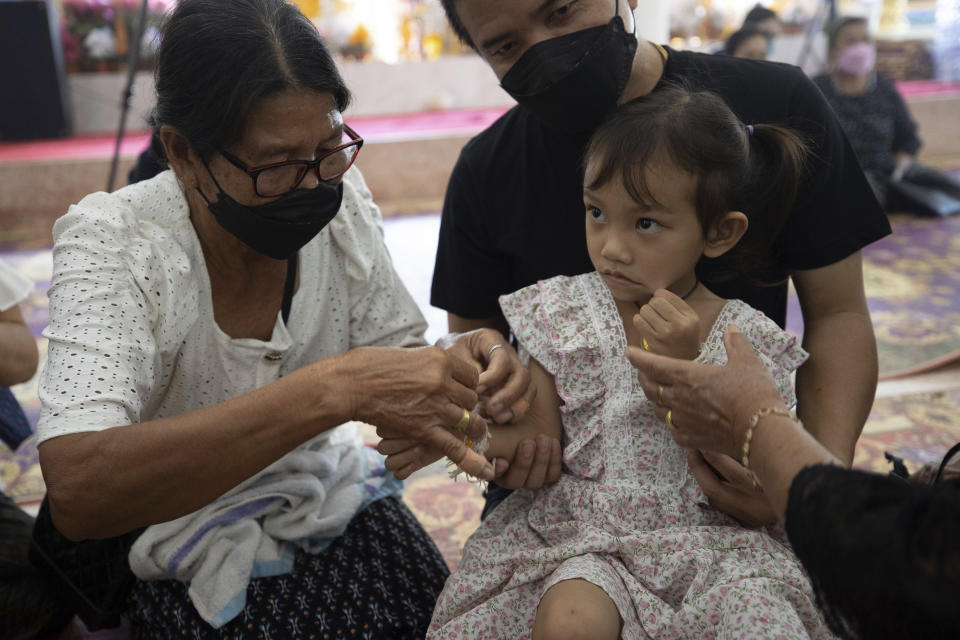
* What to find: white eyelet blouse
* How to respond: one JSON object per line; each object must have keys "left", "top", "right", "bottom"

{"left": 37, "top": 167, "right": 427, "bottom": 443}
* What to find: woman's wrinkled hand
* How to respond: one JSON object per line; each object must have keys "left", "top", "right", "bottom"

{"left": 626, "top": 325, "right": 785, "bottom": 527}
{"left": 440, "top": 329, "right": 536, "bottom": 424}
{"left": 625, "top": 324, "right": 784, "bottom": 461}
{"left": 336, "top": 345, "right": 494, "bottom": 480}
{"left": 376, "top": 437, "right": 510, "bottom": 481}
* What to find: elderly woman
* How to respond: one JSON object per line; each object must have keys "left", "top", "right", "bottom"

{"left": 627, "top": 326, "right": 960, "bottom": 639}
{"left": 34, "top": 0, "right": 534, "bottom": 637}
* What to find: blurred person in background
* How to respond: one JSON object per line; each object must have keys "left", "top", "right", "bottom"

{"left": 743, "top": 3, "right": 783, "bottom": 39}
{"left": 814, "top": 16, "right": 960, "bottom": 217}
{"left": 723, "top": 26, "right": 772, "bottom": 60}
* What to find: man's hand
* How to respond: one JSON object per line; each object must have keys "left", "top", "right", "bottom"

{"left": 792, "top": 253, "right": 875, "bottom": 465}
{"left": 688, "top": 450, "right": 777, "bottom": 527}
{"left": 491, "top": 434, "right": 562, "bottom": 490}
{"left": 633, "top": 289, "right": 701, "bottom": 360}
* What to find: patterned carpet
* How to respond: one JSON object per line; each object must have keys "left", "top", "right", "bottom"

{"left": 2, "top": 211, "right": 960, "bottom": 573}
{"left": 866, "top": 214, "right": 960, "bottom": 378}
{"left": 786, "top": 212, "right": 960, "bottom": 379}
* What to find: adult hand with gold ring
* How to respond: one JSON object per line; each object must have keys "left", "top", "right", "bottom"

{"left": 336, "top": 345, "right": 494, "bottom": 480}
{"left": 626, "top": 324, "right": 783, "bottom": 526}
{"left": 377, "top": 402, "right": 489, "bottom": 481}
{"left": 665, "top": 409, "right": 677, "bottom": 431}
{"left": 438, "top": 328, "right": 536, "bottom": 424}
{"left": 455, "top": 407, "right": 472, "bottom": 433}
{"left": 627, "top": 325, "right": 784, "bottom": 456}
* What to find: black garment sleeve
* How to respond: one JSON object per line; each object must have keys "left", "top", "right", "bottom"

{"left": 430, "top": 150, "right": 512, "bottom": 319}
{"left": 785, "top": 465, "right": 960, "bottom": 640}
{"left": 886, "top": 79, "right": 922, "bottom": 157}
{"left": 775, "top": 70, "right": 890, "bottom": 270}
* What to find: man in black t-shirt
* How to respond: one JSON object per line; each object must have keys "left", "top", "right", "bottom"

{"left": 430, "top": 0, "right": 891, "bottom": 525}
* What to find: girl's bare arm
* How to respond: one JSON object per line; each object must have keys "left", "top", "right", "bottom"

{"left": 484, "top": 357, "right": 563, "bottom": 463}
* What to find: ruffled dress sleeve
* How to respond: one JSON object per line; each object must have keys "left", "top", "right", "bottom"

{"left": 499, "top": 273, "right": 613, "bottom": 478}
{"left": 697, "top": 300, "right": 808, "bottom": 408}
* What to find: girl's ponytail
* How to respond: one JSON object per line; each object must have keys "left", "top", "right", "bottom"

{"left": 750, "top": 123, "right": 808, "bottom": 224}
{"left": 712, "top": 123, "right": 809, "bottom": 284}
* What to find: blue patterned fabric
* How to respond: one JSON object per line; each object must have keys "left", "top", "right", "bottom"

{"left": 0, "top": 387, "right": 31, "bottom": 450}
{"left": 127, "top": 496, "right": 449, "bottom": 639}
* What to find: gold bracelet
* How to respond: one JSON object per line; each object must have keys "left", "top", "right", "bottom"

{"left": 741, "top": 407, "right": 801, "bottom": 487}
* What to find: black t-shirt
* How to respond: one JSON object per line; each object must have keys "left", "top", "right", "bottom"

{"left": 430, "top": 48, "right": 891, "bottom": 328}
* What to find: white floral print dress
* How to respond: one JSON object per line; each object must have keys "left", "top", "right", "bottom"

{"left": 428, "top": 272, "right": 836, "bottom": 640}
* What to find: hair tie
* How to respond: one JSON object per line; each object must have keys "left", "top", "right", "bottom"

{"left": 746, "top": 124, "right": 755, "bottom": 135}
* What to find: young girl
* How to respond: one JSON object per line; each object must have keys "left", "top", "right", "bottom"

{"left": 390, "top": 85, "right": 835, "bottom": 639}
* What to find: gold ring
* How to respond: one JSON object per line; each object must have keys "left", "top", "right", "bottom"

{"left": 657, "top": 384, "right": 665, "bottom": 406}
{"left": 642, "top": 337, "right": 650, "bottom": 351}
{"left": 665, "top": 409, "right": 676, "bottom": 431}
{"left": 455, "top": 408, "right": 471, "bottom": 433}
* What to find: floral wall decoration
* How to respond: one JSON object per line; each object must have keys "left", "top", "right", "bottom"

{"left": 60, "top": 0, "right": 172, "bottom": 73}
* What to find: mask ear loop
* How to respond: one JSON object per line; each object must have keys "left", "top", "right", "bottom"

{"left": 617, "top": 0, "right": 637, "bottom": 36}
{"left": 196, "top": 154, "right": 229, "bottom": 206}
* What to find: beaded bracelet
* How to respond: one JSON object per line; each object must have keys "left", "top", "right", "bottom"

{"left": 741, "top": 406, "right": 802, "bottom": 488}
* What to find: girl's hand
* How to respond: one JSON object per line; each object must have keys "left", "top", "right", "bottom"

{"left": 633, "top": 289, "right": 701, "bottom": 360}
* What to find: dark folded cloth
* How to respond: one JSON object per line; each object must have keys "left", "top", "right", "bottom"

{"left": 1, "top": 492, "right": 73, "bottom": 640}
{"left": 0, "top": 387, "right": 31, "bottom": 451}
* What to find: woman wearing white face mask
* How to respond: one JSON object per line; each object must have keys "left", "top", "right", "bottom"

{"left": 813, "top": 17, "right": 960, "bottom": 217}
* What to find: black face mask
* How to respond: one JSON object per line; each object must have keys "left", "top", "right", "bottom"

{"left": 197, "top": 163, "right": 343, "bottom": 260}
{"left": 500, "top": 1, "right": 638, "bottom": 133}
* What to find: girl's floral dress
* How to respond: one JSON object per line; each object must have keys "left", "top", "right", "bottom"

{"left": 428, "top": 272, "right": 836, "bottom": 640}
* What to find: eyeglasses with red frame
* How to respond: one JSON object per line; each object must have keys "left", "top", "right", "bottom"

{"left": 218, "top": 123, "right": 363, "bottom": 198}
